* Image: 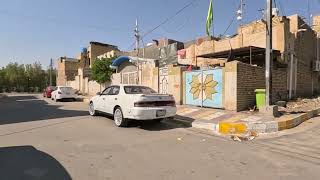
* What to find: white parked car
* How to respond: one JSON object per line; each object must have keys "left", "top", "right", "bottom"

{"left": 89, "top": 85, "right": 177, "bottom": 127}
{"left": 51, "top": 86, "right": 77, "bottom": 102}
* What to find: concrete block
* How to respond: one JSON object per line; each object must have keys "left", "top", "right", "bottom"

{"left": 249, "top": 123, "right": 267, "bottom": 133}
{"left": 265, "top": 121, "right": 278, "bottom": 130}
{"left": 299, "top": 113, "right": 309, "bottom": 122}
{"left": 259, "top": 105, "right": 280, "bottom": 117}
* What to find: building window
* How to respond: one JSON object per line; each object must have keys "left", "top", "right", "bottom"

{"left": 88, "top": 58, "right": 91, "bottom": 66}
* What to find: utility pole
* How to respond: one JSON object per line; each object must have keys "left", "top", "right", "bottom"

{"left": 265, "top": 0, "right": 273, "bottom": 106}
{"left": 134, "top": 19, "right": 141, "bottom": 85}
{"left": 49, "top": 58, "right": 52, "bottom": 86}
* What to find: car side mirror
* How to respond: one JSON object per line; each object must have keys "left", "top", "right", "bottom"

{"left": 96, "top": 92, "right": 101, "bottom": 96}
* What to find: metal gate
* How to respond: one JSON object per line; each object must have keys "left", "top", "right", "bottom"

{"left": 159, "top": 67, "right": 169, "bottom": 94}
{"left": 185, "top": 69, "right": 223, "bottom": 108}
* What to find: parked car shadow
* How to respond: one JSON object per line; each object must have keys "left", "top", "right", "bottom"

{"left": 0, "top": 95, "right": 88, "bottom": 125}
{"left": 98, "top": 113, "right": 189, "bottom": 131}
{"left": 0, "top": 146, "right": 72, "bottom": 180}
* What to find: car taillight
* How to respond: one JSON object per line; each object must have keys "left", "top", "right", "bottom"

{"left": 134, "top": 101, "right": 176, "bottom": 107}
{"left": 58, "top": 91, "right": 62, "bottom": 94}
{"left": 168, "top": 101, "right": 176, "bottom": 107}
{"left": 134, "top": 101, "right": 155, "bottom": 107}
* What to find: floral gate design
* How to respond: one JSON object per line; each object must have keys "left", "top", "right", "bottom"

{"left": 185, "top": 69, "right": 223, "bottom": 108}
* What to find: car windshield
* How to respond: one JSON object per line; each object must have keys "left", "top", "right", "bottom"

{"left": 124, "top": 86, "right": 156, "bottom": 94}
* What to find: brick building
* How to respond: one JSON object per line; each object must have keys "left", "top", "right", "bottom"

{"left": 179, "top": 14, "right": 320, "bottom": 111}
{"left": 56, "top": 57, "right": 80, "bottom": 86}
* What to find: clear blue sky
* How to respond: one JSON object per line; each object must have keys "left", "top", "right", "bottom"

{"left": 0, "top": 0, "right": 319, "bottom": 68}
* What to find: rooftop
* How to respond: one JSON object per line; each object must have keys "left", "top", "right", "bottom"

{"left": 90, "top": 41, "right": 118, "bottom": 49}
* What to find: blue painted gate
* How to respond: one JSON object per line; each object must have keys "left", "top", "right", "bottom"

{"left": 185, "top": 69, "right": 223, "bottom": 108}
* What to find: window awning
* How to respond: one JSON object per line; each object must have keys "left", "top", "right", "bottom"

{"left": 110, "top": 56, "right": 130, "bottom": 69}
{"left": 197, "top": 46, "right": 281, "bottom": 58}
{"left": 110, "top": 56, "right": 156, "bottom": 69}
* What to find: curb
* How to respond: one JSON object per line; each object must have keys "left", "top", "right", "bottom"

{"left": 173, "top": 108, "right": 320, "bottom": 135}
{"left": 218, "top": 108, "right": 320, "bottom": 135}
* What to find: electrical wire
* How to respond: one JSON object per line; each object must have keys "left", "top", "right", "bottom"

{"left": 277, "top": 0, "right": 285, "bottom": 16}
{"left": 221, "top": 1, "right": 242, "bottom": 36}
{"left": 126, "top": 0, "right": 198, "bottom": 51}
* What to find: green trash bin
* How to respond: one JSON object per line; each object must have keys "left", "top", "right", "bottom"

{"left": 255, "top": 89, "right": 266, "bottom": 110}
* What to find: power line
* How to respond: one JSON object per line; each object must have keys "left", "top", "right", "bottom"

{"left": 141, "top": 0, "right": 198, "bottom": 39}
{"left": 126, "top": 0, "right": 198, "bottom": 51}
{"left": 222, "top": 1, "right": 242, "bottom": 36}
{"left": 277, "top": 0, "right": 285, "bottom": 16}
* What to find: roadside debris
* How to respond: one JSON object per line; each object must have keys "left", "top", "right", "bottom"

{"left": 283, "top": 97, "right": 320, "bottom": 113}
{"left": 231, "top": 131, "right": 258, "bottom": 142}
{"left": 177, "top": 137, "right": 182, "bottom": 141}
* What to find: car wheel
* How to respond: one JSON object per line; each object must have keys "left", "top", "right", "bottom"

{"left": 114, "top": 107, "right": 127, "bottom": 127}
{"left": 89, "top": 102, "right": 97, "bottom": 116}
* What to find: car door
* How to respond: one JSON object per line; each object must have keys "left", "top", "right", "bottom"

{"left": 96, "top": 87, "right": 112, "bottom": 112}
{"left": 104, "top": 86, "right": 120, "bottom": 114}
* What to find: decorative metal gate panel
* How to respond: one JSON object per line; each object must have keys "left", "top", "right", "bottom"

{"left": 159, "top": 67, "right": 169, "bottom": 94}
{"left": 185, "top": 69, "right": 223, "bottom": 108}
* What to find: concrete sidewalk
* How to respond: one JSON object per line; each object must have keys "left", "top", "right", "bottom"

{"left": 174, "top": 105, "right": 320, "bottom": 135}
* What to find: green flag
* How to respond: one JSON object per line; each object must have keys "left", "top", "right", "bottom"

{"left": 206, "top": 0, "right": 213, "bottom": 36}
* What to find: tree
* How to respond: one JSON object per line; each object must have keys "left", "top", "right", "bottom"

{"left": 91, "top": 57, "right": 115, "bottom": 84}
{"left": 0, "top": 61, "right": 55, "bottom": 93}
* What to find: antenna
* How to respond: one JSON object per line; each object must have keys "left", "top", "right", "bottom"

{"left": 308, "top": 0, "right": 312, "bottom": 26}
{"left": 237, "top": 0, "right": 245, "bottom": 25}
{"left": 134, "top": 18, "right": 140, "bottom": 52}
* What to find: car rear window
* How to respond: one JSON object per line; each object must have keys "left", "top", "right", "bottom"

{"left": 124, "top": 86, "right": 156, "bottom": 94}
{"left": 60, "top": 87, "right": 73, "bottom": 92}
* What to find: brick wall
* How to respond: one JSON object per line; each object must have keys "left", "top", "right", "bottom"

{"left": 89, "top": 44, "right": 118, "bottom": 68}
{"left": 237, "top": 62, "right": 265, "bottom": 110}
{"left": 314, "top": 15, "right": 320, "bottom": 33}
{"left": 56, "top": 60, "right": 79, "bottom": 86}
{"left": 236, "top": 62, "right": 288, "bottom": 111}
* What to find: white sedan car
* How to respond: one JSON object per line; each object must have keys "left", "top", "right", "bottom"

{"left": 89, "top": 85, "right": 177, "bottom": 127}
{"left": 51, "top": 86, "right": 77, "bottom": 102}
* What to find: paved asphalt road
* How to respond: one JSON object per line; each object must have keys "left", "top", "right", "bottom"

{"left": 0, "top": 94, "right": 320, "bottom": 180}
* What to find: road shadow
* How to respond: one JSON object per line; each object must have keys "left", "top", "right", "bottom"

{"left": 0, "top": 146, "right": 72, "bottom": 180}
{"left": 98, "top": 113, "right": 189, "bottom": 131}
{"left": 0, "top": 95, "right": 88, "bottom": 125}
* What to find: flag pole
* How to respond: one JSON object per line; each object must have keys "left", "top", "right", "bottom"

{"left": 212, "top": 0, "right": 214, "bottom": 38}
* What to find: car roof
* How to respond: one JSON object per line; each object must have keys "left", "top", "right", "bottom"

{"left": 114, "top": 84, "right": 150, "bottom": 87}
{"left": 57, "top": 86, "right": 72, "bottom": 88}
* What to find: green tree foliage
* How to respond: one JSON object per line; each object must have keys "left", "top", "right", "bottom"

{"left": 0, "top": 62, "right": 56, "bottom": 93}
{"left": 91, "top": 57, "right": 115, "bottom": 84}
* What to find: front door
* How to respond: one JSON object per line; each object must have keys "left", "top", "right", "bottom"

{"left": 159, "top": 67, "right": 169, "bottom": 94}
{"left": 97, "top": 87, "right": 112, "bottom": 111}
{"left": 104, "top": 86, "right": 120, "bottom": 114}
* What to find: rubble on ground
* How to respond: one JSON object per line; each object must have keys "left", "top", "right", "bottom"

{"left": 280, "top": 97, "right": 320, "bottom": 113}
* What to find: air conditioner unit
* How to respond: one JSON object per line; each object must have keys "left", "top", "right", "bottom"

{"left": 313, "top": 60, "right": 320, "bottom": 71}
